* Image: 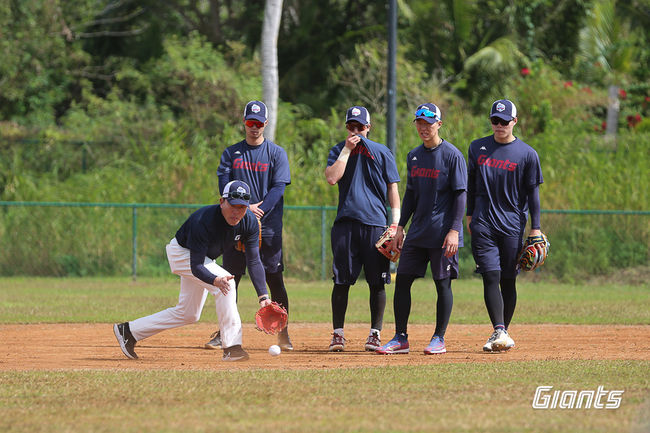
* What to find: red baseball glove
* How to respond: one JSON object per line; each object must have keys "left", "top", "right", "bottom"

{"left": 255, "top": 301, "right": 288, "bottom": 335}
{"left": 375, "top": 224, "right": 400, "bottom": 262}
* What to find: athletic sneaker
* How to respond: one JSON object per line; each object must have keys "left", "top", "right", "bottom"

{"left": 423, "top": 335, "right": 446, "bottom": 355}
{"left": 364, "top": 331, "right": 381, "bottom": 352}
{"left": 222, "top": 345, "right": 250, "bottom": 362}
{"left": 328, "top": 333, "right": 346, "bottom": 352}
{"left": 204, "top": 330, "right": 222, "bottom": 350}
{"left": 505, "top": 332, "right": 515, "bottom": 349}
{"left": 113, "top": 322, "right": 138, "bottom": 359}
{"left": 278, "top": 330, "right": 294, "bottom": 351}
{"left": 483, "top": 328, "right": 509, "bottom": 352}
{"left": 376, "top": 333, "right": 409, "bottom": 354}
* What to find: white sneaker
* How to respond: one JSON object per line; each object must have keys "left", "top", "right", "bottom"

{"left": 505, "top": 332, "right": 515, "bottom": 349}
{"left": 483, "top": 329, "right": 509, "bottom": 352}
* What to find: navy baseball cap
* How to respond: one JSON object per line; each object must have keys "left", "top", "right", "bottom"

{"left": 414, "top": 103, "right": 442, "bottom": 123}
{"left": 243, "top": 101, "right": 268, "bottom": 122}
{"left": 490, "top": 99, "right": 517, "bottom": 121}
{"left": 345, "top": 106, "right": 371, "bottom": 125}
{"left": 222, "top": 180, "right": 251, "bottom": 206}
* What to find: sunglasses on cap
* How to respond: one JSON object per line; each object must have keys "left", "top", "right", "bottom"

{"left": 415, "top": 108, "right": 439, "bottom": 120}
{"left": 490, "top": 117, "right": 512, "bottom": 126}
{"left": 226, "top": 191, "right": 251, "bottom": 200}
{"left": 245, "top": 120, "right": 265, "bottom": 128}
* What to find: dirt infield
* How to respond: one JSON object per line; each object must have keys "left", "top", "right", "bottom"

{"left": 1, "top": 323, "right": 649, "bottom": 371}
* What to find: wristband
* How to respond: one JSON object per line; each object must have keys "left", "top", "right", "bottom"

{"left": 258, "top": 295, "right": 269, "bottom": 303}
{"left": 337, "top": 146, "right": 351, "bottom": 163}
{"left": 391, "top": 208, "right": 400, "bottom": 225}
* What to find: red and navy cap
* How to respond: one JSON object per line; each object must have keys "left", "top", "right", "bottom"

{"left": 490, "top": 99, "right": 517, "bottom": 121}
{"left": 243, "top": 101, "right": 268, "bottom": 122}
{"left": 345, "top": 106, "right": 371, "bottom": 126}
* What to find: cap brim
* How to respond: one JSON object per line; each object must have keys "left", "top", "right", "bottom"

{"left": 227, "top": 198, "right": 249, "bottom": 206}
{"left": 346, "top": 117, "right": 369, "bottom": 126}
{"left": 245, "top": 114, "right": 266, "bottom": 122}
{"left": 490, "top": 113, "right": 514, "bottom": 121}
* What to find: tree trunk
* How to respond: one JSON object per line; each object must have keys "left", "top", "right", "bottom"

{"left": 261, "top": 0, "right": 283, "bottom": 142}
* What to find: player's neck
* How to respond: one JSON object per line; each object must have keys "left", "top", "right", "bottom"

{"left": 245, "top": 135, "right": 265, "bottom": 146}
{"left": 423, "top": 136, "right": 442, "bottom": 149}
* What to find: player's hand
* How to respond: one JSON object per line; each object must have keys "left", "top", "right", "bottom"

{"left": 345, "top": 133, "right": 361, "bottom": 150}
{"left": 258, "top": 297, "right": 272, "bottom": 307}
{"left": 442, "top": 229, "right": 459, "bottom": 258}
{"left": 390, "top": 226, "right": 405, "bottom": 252}
{"left": 249, "top": 202, "right": 265, "bottom": 219}
{"left": 213, "top": 275, "right": 234, "bottom": 296}
{"left": 465, "top": 216, "right": 472, "bottom": 236}
{"left": 529, "top": 228, "right": 542, "bottom": 237}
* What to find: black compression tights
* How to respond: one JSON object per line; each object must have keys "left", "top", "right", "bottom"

{"left": 394, "top": 274, "right": 453, "bottom": 337}
{"left": 482, "top": 271, "right": 517, "bottom": 329}
{"left": 331, "top": 283, "right": 385, "bottom": 330}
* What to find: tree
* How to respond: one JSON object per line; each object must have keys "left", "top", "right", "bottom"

{"left": 261, "top": 0, "right": 283, "bottom": 141}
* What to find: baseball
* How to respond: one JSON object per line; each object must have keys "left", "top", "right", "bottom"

{"left": 268, "top": 344, "right": 281, "bottom": 356}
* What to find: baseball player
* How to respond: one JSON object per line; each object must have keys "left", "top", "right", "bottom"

{"left": 376, "top": 103, "right": 467, "bottom": 355}
{"left": 467, "top": 99, "right": 544, "bottom": 352}
{"left": 204, "top": 101, "right": 293, "bottom": 351}
{"left": 324, "top": 106, "right": 401, "bottom": 352}
{"left": 113, "top": 180, "right": 272, "bottom": 362}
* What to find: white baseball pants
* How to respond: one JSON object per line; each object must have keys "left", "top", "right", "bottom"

{"left": 129, "top": 238, "right": 243, "bottom": 348}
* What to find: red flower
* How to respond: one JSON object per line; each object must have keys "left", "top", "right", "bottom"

{"left": 581, "top": 87, "right": 592, "bottom": 94}
{"left": 520, "top": 68, "right": 531, "bottom": 76}
{"left": 618, "top": 89, "right": 627, "bottom": 99}
{"left": 564, "top": 81, "right": 573, "bottom": 88}
{"left": 645, "top": 96, "right": 650, "bottom": 102}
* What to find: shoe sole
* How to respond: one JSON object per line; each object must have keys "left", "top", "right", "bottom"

{"left": 280, "top": 345, "right": 294, "bottom": 351}
{"left": 424, "top": 348, "right": 446, "bottom": 354}
{"left": 222, "top": 355, "right": 250, "bottom": 362}
{"left": 376, "top": 349, "right": 409, "bottom": 354}
{"left": 113, "top": 324, "right": 137, "bottom": 360}
{"left": 204, "top": 343, "right": 222, "bottom": 350}
{"left": 364, "top": 345, "right": 379, "bottom": 352}
{"left": 329, "top": 346, "right": 344, "bottom": 352}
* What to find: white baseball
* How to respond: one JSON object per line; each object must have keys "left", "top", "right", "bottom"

{"left": 268, "top": 344, "right": 281, "bottom": 356}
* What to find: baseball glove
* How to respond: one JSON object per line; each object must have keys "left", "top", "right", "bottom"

{"left": 518, "top": 232, "right": 550, "bottom": 272}
{"left": 375, "top": 224, "right": 400, "bottom": 263}
{"left": 235, "top": 218, "right": 262, "bottom": 252}
{"left": 255, "top": 301, "right": 288, "bottom": 335}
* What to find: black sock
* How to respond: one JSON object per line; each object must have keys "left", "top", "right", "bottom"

{"left": 394, "top": 274, "right": 416, "bottom": 334}
{"left": 433, "top": 277, "right": 453, "bottom": 337}
{"left": 368, "top": 283, "right": 386, "bottom": 331}
{"left": 482, "top": 270, "right": 504, "bottom": 328}
{"left": 501, "top": 277, "right": 517, "bottom": 330}
{"left": 331, "top": 284, "right": 350, "bottom": 329}
{"left": 266, "top": 271, "right": 289, "bottom": 314}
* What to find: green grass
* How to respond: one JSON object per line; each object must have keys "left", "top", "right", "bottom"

{"left": 1, "top": 361, "right": 648, "bottom": 433}
{"left": 0, "top": 277, "right": 648, "bottom": 324}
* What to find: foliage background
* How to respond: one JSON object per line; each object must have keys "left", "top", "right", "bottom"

{"left": 0, "top": 0, "right": 648, "bottom": 280}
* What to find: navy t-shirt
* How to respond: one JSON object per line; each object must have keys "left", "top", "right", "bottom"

{"left": 403, "top": 140, "right": 467, "bottom": 248}
{"left": 327, "top": 136, "right": 400, "bottom": 227}
{"left": 174, "top": 205, "right": 266, "bottom": 295}
{"left": 217, "top": 139, "right": 291, "bottom": 238}
{"left": 467, "top": 136, "right": 543, "bottom": 237}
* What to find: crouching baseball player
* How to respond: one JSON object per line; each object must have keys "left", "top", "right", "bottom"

{"left": 113, "top": 180, "right": 272, "bottom": 362}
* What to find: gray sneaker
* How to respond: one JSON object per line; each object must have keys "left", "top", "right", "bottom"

{"left": 278, "top": 330, "right": 294, "bottom": 351}
{"left": 483, "top": 328, "right": 509, "bottom": 352}
{"left": 205, "top": 330, "right": 221, "bottom": 350}
{"left": 222, "top": 345, "right": 250, "bottom": 362}
{"left": 113, "top": 322, "right": 138, "bottom": 359}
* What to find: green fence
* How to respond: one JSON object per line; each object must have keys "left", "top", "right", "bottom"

{"left": 0, "top": 201, "right": 648, "bottom": 281}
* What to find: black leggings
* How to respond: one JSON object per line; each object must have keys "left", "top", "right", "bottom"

{"left": 394, "top": 274, "right": 453, "bottom": 337}
{"left": 482, "top": 270, "right": 517, "bottom": 329}
{"left": 331, "top": 283, "right": 386, "bottom": 330}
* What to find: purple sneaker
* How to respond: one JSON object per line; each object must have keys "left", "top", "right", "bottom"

{"left": 376, "top": 333, "right": 409, "bottom": 354}
{"left": 423, "top": 335, "right": 446, "bottom": 354}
